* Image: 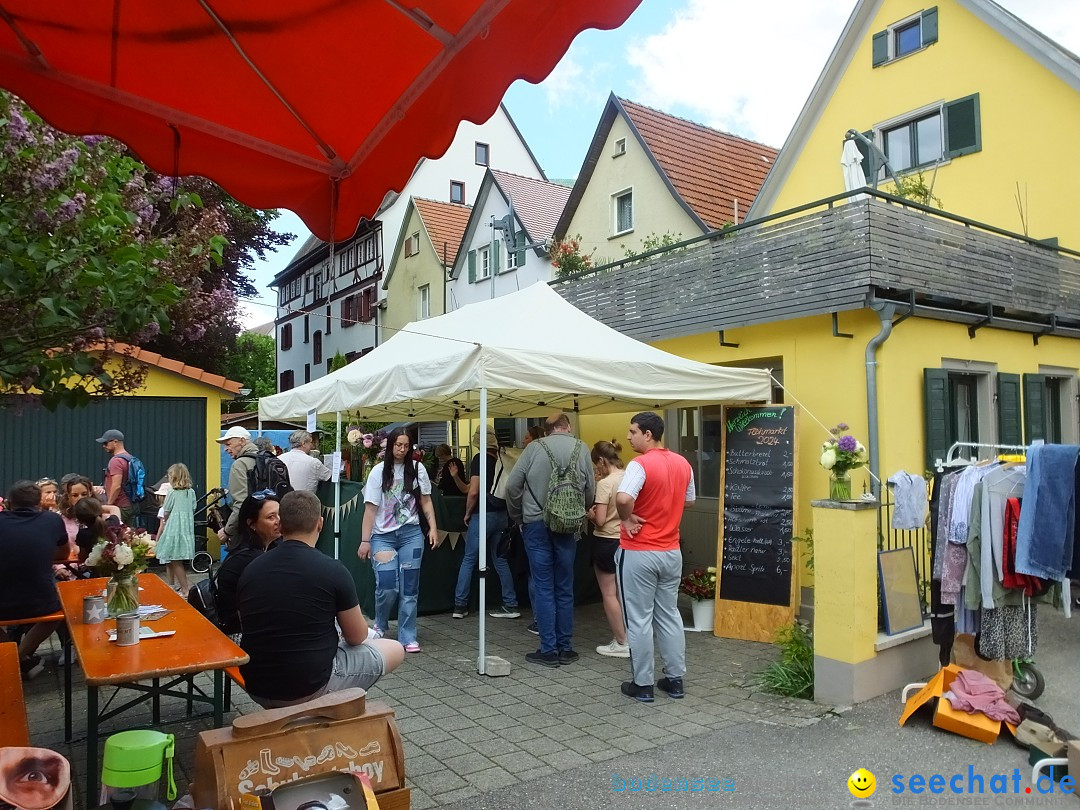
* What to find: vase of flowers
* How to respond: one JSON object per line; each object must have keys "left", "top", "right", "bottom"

{"left": 347, "top": 426, "right": 388, "bottom": 482}
{"left": 819, "top": 423, "right": 867, "bottom": 501}
{"left": 679, "top": 567, "right": 717, "bottom": 631}
{"left": 85, "top": 523, "right": 156, "bottom": 617}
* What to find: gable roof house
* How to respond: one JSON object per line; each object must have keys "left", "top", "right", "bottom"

{"left": 554, "top": 0, "right": 1080, "bottom": 684}
{"left": 270, "top": 104, "right": 544, "bottom": 391}
{"left": 448, "top": 169, "right": 572, "bottom": 310}
{"left": 553, "top": 94, "right": 778, "bottom": 262}
{"left": 381, "top": 197, "right": 472, "bottom": 340}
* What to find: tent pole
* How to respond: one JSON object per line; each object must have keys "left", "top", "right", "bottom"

{"left": 478, "top": 387, "right": 488, "bottom": 675}
{"left": 334, "top": 412, "right": 342, "bottom": 560}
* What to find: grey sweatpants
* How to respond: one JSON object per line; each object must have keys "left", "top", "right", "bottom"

{"left": 615, "top": 547, "right": 685, "bottom": 686}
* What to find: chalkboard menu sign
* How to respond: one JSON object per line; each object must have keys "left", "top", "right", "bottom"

{"left": 719, "top": 405, "right": 796, "bottom": 607}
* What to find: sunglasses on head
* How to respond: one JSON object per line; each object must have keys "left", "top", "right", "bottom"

{"left": 251, "top": 489, "right": 277, "bottom": 501}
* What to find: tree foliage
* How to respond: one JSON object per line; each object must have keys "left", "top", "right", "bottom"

{"left": 222, "top": 332, "right": 277, "bottom": 408}
{"left": 0, "top": 92, "right": 291, "bottom": 407}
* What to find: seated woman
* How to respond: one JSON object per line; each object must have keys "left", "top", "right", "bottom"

{"left": 215, "top": 491, "right": 282, "bottom": 635}
{"left": 72, "top": 496, "right": 122, "bottom": 564}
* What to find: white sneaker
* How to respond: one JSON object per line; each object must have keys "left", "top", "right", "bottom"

{"left": 596, "top": 639, "right": 630, "bottom": 658}
{"left": 57, "top": 646, "right": 78, "bottom": 666}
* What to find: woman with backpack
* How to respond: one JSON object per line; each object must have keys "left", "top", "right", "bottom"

{"left": 155, "top": 463, "right": 197, "bottom": 598}
{"left": 452, "top": 426, "right": 520, "bottom": 621}
{"left": 358, "top": 427, "right": 441, "bottom": 653}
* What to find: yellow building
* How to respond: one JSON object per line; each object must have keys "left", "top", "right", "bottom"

{"left": 559, "top": 0, "right": 1080, "bottom": 624}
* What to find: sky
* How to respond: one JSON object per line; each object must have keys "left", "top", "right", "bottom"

{"left": 239, "top": 0, "right": 1080, "bottom": 328}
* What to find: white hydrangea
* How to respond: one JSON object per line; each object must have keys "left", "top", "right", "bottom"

{"left": 85, "top": 544, "right": 103, "bottom": 568}
{"left": 113, "top": 544, "right": 135, "bottom": 567}
{"left": 820, "top": 448, "right": 837, "bottom": 470}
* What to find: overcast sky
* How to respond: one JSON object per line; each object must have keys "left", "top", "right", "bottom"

{"left": 241, "top": 0, "right": 1080, "bottom": 326}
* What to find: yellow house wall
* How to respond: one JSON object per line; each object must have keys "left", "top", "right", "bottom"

{"left": 768, "top": 0, "right": 1080, "bottom": 248}
{"left": 97, "top": 358, "right": 234, "bottom": 490}
{"left": 383, "top": 207, "right": 447, "bottom": 337}
{"left": 565, "top": 114, "right": 703, "bottom": 264}
{"left": 651, "top": 313, "right": 1080, "bottom": 590}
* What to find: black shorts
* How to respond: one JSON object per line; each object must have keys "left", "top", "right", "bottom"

{"left": 592, "top": 537, "right": 620, "bottom": 574}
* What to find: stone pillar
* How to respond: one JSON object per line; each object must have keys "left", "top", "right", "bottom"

{"left": 812, "top": 499, "right": 878, "bottom": 705}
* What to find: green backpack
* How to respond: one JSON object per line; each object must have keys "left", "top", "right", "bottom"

{"left": 535, "top": 439, "right": 587, "bottom": 534}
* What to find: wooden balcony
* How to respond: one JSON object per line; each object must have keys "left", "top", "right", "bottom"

{"left": 554, "top": 192, "right": 1080, "bottom": 342}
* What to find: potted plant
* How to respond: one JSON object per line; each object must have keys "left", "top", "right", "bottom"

{"left": 85, "top": 524, "right": 157, "bottom": 616}
{"left": 819, "top": 422, "right": 867, "bottom": 501}
{"left": 680, "top": 567, "right": 717, "bottom": 631}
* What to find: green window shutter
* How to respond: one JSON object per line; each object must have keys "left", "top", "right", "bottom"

{"left": 996, "top": 373, "right": 1022, "bottom": 446}
{"left": 468, "top": 249, "right": 476, "bottom": 283}
{"left": 924, "top": 368, "right": 953, "bottom": 470}
{"left": 493, "top": 239, "right": 502, "bottom": 273}
{"left": 921, "top": 7, "right": 939, "bottom": 46}
{"left": 872, "top": 30, "right": 889, "bottom": 66}
{"left": 853, "top": 130, "right": 875, "bottom": 184}
{"left": 1023, "top": 373, "right": 1047, "bottom": 444}
{"left": 515, "top": 230, "right": 526, "bottom": 266}
{"left": 944, "top": 93, "right": 981, "bottom": 159}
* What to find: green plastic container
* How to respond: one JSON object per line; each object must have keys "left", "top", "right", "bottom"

{"left": 100, "top": 730, "right": 176, "bottom": 803}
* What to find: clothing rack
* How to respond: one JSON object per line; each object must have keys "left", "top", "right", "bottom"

{"left": 936, "top": 441, "right": 1028, "bottom": 471}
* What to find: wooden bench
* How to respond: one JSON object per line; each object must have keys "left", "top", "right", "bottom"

{"left": 0, "top": 609, "right": 65, "bottom": 629}
{"left": 0, "top": 641, "right": 30, "bottom": 746}
{"left": 224, "top": 666, "right": 244, "bottom": 712}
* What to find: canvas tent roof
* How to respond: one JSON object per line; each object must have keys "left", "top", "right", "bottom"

{"left": 258, "top": 283, "right": 772, "bottom": 421}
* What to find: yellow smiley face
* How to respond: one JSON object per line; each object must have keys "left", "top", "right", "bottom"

{"left": 848, "top": 768, "right": 876, "bottom": 798}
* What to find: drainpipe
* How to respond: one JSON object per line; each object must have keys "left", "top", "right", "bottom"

{"left": 865, "top": 301, "right": 896, "bottom": 499}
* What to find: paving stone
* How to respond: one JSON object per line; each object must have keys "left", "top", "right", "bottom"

{"left": 475, "top": 713, "right": 519, "bottom": 731}
{"left": 410, "top": 770, "right": 469, "bottom": 795}
{"left": 564, "top": 735, "right": 613, "bottom": 756}
{"left": 463, "top": 766, "right": 519, "bottom": 790}
{"left": 396, "top": 715, "right": 435, "bottom": 733}
{"left": 429, "top": 785, "right": 481, "bottom": 805}
{"left": 432, "top": 714, "right": 481, "bottom": 733}
{"left": 406, "top": 786, "right": 436, "bottom": 810}
{"left": 540, "top": 749, "right": 585, "bottom": 770}
{"left": 423, "top": 739, "right": 473, "bottom": 761}
{"left": 497, "top": 724, "right": 545, "bottom": 743}
{"left": 458, "top": 702, "right": 503, "bottom": 720}
{"left": 405, "top": 753, "right": 443, "bottom": 777}
{"left": 518, "top": 736, "right": 566, "bottom": 757}
{"left": 407, "top": 727, "right": 454, "bottom": 747}
{"left": 608, "top": 735, "right": 654, "bottom": 754}
{"left": 490, "top": 750, "right": 546, "bottom": 772}
{"left": 451, "top": 725, "right": 495, "bottom": 744}
{"left": 514, "top": 765, "right": 556, "bottom": 783}
{"left": 540, "top": 722, "right": 589, "bottom": 742}
{"left": 441, "top": 752, "right": 497, "bottom": 776}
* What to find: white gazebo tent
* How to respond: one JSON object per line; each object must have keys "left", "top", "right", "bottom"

{"left": 259, "top": 282, "right": 772, "bottom": 672}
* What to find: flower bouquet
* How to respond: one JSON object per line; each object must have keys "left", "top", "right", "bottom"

{"left": 819, "top": 423, "right": 867, "bottom": 500}
{"left": 85, "top": 523, "right": 156, "bottom": 616}
{"left": 347, "top": 427, "right": 386, "bottom": 482}
{"left": 679, "top": 567, "right": 717, "bottom": 602}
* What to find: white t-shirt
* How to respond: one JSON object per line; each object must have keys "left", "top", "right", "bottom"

{"left": 363, "top": 461, "right": 432, "bottom": 534}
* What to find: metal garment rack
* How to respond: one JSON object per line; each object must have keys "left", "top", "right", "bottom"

{"left": 938, "top": 440, "right": 1029, "bottom": 470}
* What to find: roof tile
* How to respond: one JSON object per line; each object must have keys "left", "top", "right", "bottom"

{"left": 90, "top": 343, "right": 244, "bottom": 394}
{"left": 413, "top": 198, "right": 473, "bottom": 266}
{"left": 619, "top": 98, "right": 778, "bottom": 228}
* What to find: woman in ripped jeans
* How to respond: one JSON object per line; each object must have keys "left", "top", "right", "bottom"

{"left": 358, "top": 427, "right": 441, "bottom": 653}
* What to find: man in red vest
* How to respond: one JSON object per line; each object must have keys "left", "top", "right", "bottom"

{"left": 615, "top": 412, "right": 695, "bottom": 702}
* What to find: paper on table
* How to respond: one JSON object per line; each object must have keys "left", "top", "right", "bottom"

{"left": 107, "top": 627, "right": 176, "bottom": 641}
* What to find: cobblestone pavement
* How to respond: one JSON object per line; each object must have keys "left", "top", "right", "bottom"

{"left": 23, "top": 595, "right": 831, "bottom": 809}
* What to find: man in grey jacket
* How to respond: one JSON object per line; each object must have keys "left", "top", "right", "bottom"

{"left": 505, "top": 413, "right": 594, "bottom": 667}
{"left": 216, "top": 426, "right": 261, "bottom": 544}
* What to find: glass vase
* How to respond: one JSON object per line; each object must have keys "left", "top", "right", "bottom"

{"left": 106, "top": 572, "right": 140, "bottom": 618}
{"left": 829, "top": 472, "right": 852, "bottom": 501}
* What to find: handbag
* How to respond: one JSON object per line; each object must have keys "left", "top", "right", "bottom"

{"left": 188, "top": 565, "right": 221, "bottom": 627}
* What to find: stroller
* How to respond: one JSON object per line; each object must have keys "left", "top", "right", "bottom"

{"left": 191, "top": 487, "right": 229, "bottom": 573}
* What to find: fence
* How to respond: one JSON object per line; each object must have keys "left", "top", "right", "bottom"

{"left": 878, "top": 488, "right": 932, "bottom": 618}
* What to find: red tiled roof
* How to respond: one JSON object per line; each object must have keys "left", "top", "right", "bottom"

{"left": 490, "top": 170, "right": 572, "bottom": 242}
{"left": 91, "top": 343, "right": 244, "bottom": 394}
{"left": 619, "top": 98, "right": 778, "bottom": 227}
{"left": 413, "top": 198, "right": 473, "bottom": 267}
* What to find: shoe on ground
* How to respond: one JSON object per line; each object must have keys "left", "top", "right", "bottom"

{"left": 20, "top": 654, "right": 44, "bottom": 680}
{"left": 656, "top": 676, "right": 685, "bottom": 698}
{"left": 596, "top": 639, "right": 630, "bottom": 658}
{"left": 527, "top": 621, "right": 539, "bottom": 635}
{"left": 525, "top": 650, "right": 560, "bottom": 668}
{"left": 452, "top": 605, "right": 469, "bottom": 619}
{"left": 370, "top": 626, "right": 385, "bottom": 640}
{"left": 56, "top": 646, "right": 78, "bottom": 666}
{"left": 621, "top": 681, "right": 654, "bottom": 703}
{"left": 558, "top": 649, "right": 579, "bottom": 665}
{"left": 489, "top": 605, "right": 521, "bottom": 619}
{"left": 404, "top": 642, "right": 421, "bottom": 653}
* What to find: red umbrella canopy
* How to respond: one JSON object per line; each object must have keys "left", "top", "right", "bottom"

{"left": 0, "top": 1, "right": 641, "bottom": 241}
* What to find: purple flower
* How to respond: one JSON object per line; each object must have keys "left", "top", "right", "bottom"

{"left": 82, "top": 135, "right": 107, "bottom": 147}
{"left": 838, "top": 435, "right": 857, "bottom": 453}
{"left": 837, "top": 422, "right": 849, "bottom": 431}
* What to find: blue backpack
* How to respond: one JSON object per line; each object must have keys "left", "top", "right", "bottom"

{"left": 117, "top": 452, "right": 147, "bottom": 503}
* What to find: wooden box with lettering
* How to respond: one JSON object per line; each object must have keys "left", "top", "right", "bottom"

{"left": 193, "top": 689, "right": 408, "bottom": 810}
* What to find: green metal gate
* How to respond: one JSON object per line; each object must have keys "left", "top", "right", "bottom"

{"left": 0, "top": 397, "right": 208, "bottom": 497}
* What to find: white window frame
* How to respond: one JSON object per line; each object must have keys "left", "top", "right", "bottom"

{"left": 940, "top": 359, "right": 997, "bottom": 450}
{"left": 1038, "top": 365, "right": 1080, "bottom": 445}
{"left": 476, "top": 245, "right": 491, "bottom": 281}
{"left": 405, "top": 232, "right": 420, "bottom": 258}
{"left": 613, "top": 137, "right": 626, "bottom": 157}
{"left": 875, "top": 100, "right": 948, "bottom": 178}
{"left": 475, "top": 142, "right": 489, "bottom": 166}
{"left": 889, "top": 12, "right": 923, "bottom": 60}
{"left": 506, "top": 243, "right": 520, "bottom": 270}
{"left": 417, "top": 284, "right": 431, "bottom": 320}
{"left": 612, "top": 188, "right": 634, "bottom": 236}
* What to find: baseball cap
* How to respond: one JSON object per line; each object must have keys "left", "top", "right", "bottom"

{"left": 154, "top": 482, "right": 173, "bottom": 497}
{"left": 216, "top": 426, "right": 251, "bottom": 443}
{"left": 95, "top": 429, "right": 124, "bottom": 443}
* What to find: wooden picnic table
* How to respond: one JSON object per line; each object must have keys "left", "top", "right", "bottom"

{"left": 57, "top": 574, "right": 248, "bottom": 802}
